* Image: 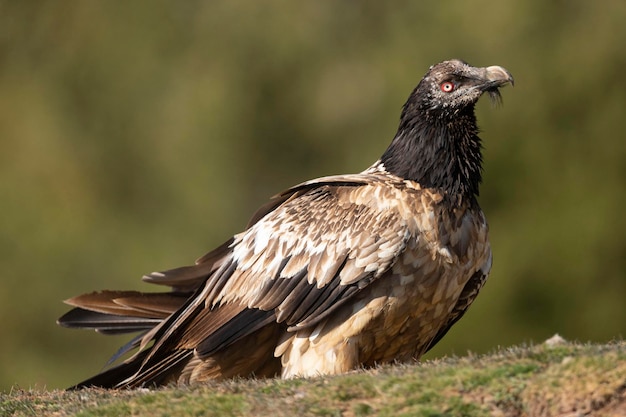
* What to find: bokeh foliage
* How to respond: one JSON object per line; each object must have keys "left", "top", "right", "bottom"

{"left": 1, "top": 0, "right": 624, "bottom": 390}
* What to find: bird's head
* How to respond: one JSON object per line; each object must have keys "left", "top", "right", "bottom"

{"left": 412, "top": 59, "right": 514, "bottom": 115}
{"left": 384, "top": 59, "right": 514, "bottom": 197}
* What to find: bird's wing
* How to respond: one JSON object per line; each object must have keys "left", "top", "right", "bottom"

{"left": 124, "top": 174, "right": 422, "bottom": 379}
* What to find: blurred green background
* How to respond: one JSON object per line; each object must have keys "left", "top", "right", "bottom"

{"left": 1, "top": 0, "right": 625, "bottom": 391}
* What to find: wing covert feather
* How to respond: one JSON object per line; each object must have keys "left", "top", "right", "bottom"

{"left": 207, "top": 178, "right": 419, "bottom": 329}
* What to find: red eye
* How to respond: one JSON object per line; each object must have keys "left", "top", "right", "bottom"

{"left": 440, "top": 81, "right": 455, "bottom": 92}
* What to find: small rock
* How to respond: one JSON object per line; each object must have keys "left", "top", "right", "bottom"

{"left": 544, "top": 333, "right": 567, "bottom": 347}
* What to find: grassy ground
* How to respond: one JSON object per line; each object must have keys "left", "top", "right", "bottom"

{"left": 2, "top": 339, "right": 625, "bottom": 417}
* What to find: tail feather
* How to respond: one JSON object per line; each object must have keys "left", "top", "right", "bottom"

{"left": 63, "top": 290, "right": 188, "bottom": 318}
{"left": 57, "top": 289, "right": 192, "bottom": 335}
{"left": 57, "top": 307, "right": 160, "bottom": 334}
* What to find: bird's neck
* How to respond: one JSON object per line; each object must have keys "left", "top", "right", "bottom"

{"left": 380, "top": 107, "right": 483, "bottom": 199}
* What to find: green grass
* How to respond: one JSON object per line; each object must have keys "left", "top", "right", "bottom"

{"left": 2, "top": 340, "right": 625, "bottom": 416}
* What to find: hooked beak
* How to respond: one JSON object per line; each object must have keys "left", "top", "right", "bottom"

{"left": 482, "top": 65, "right": 514, "bottom": 88}
{"left": 479, "top": 65, "right": 514, "bottom": 104}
